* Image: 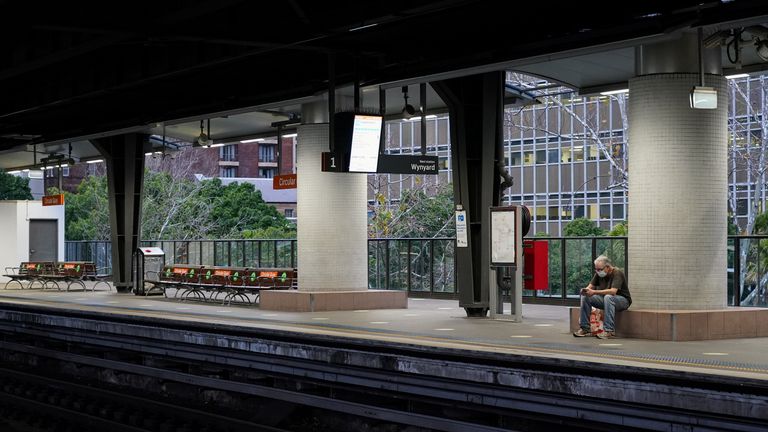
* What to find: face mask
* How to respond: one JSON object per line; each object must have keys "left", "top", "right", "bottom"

{"left": 596, "top": 270, "right": 607, "bottom": 278}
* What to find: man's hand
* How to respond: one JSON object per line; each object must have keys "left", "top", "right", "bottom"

{"left": 581, "top": 287, "right": 595, "bottom": 297}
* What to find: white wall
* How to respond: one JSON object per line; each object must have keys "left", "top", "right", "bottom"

{"left": 0, "top": 200, "right": 65, "bottom": 283}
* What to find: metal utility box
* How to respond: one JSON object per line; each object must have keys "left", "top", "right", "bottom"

{"left": 134, "top": 247, "right": 165, "bottom": 295}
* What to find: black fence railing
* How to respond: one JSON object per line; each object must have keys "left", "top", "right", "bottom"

{"left": 64, "top": 236, "right": 768, "bottom": 306}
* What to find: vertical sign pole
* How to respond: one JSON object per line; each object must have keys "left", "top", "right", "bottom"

{"left": 512, "top": 208, "right": 523, "bottom": 322}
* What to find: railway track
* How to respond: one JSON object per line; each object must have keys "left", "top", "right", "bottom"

{"left": 0, "top": 305, "right": 766, "bottom": 431}
{"left": 0, "top": 367, "right": 289, "bottom": 432}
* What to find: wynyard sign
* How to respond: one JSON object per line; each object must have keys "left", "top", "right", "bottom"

{"left": 376, "top": 155, "right": 439, "bottom": 175}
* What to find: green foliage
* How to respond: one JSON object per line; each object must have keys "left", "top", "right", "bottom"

{"left": 753, "top": 212, "right": 768, "bottom": 234}
{"left": 369, "top": 182, "right": 455, "bottom": 238}
{"left": 534, "top": 231, "right": 550, "bottom": 237}
{"left": 728, "top": 216, "right": 740, "bottom": 235}
{"left": 563, "top": 218, "right": 606, "bottom": 236}
{"left": 0, "top": 171, "right": 33, "bottom": 200}
{"left": 198, "top": 178, "right": 293, "bottom": 238}
{"left": 608, "top": 221, "right": 627, "bottom": 236}
{"left": 57, "top": 176, "right": 110, "bottom": 240}
{"left": 243, "top": 226, "right": 296, "bottom": 239}
{"left": 64, "top": 171, "right": 294, "bottom": 240}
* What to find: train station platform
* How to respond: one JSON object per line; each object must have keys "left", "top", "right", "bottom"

{"left": 0, "top": 284, "right": 766, "bottom": 382}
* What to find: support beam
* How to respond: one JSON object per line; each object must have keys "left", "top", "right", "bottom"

{"left": 91, "top": 134, "right": 146, "bottom": 293}
{"left": 433, "top": 72, "right": 505, "bottom": 317}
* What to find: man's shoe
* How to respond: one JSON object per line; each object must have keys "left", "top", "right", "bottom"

{"left": 596, "top": 331, "right": 616, "bottom": 339}
{"left": 573, "top": 328, "right": 591, "bottom": 337}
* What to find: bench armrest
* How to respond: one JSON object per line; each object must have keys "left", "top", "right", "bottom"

{"left": 4, "top": 267, "right": 19, "bottom": 275}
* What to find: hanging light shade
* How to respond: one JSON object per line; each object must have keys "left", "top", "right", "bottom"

{"left": 756, "top": 39, "right": 768, "bottom": 62}
{"left": 194, "top": 119, "right": 212, "bottom": 147}
{"left": 401, "top": 86, "right": 416, "bottom": 119}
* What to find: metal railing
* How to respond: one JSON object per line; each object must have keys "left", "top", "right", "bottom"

{"left": 64, "top": 236, "right": 768, "bottom": 306}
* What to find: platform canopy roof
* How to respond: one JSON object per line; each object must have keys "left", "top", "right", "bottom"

{"left": 1, "top": 1, "right": 767, "bottom": 170}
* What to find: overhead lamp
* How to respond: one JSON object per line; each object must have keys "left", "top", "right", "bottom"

{"left": 691, "top": 28, "right": 717, "bottom": 110}
{"left": 756, "top": 39, "right": 768, "bottom": 61}
{"left": 194, "top": 119, "right": 214, "bottom": 147}
{"left": 40, "top": 154, "right": 75, "bottom": 166}
{"left": 599, "top": 88, "right": 629, "bottom": 96}
{"left": 725, "top": 73, "right": 750, "bottom": 79}
{"left": 401, "top": 86, "right": 416, "bottom": 119}
{"left": 690, "top": 87, "right": 717, "bottom": 109}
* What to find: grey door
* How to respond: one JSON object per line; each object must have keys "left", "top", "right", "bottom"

{"left": 29, "top": 219, "right": 58, "bottom": 261}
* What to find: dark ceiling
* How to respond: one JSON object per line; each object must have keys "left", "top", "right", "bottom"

{"left": 1, "top": 0, "right": 767, "bottom": 153}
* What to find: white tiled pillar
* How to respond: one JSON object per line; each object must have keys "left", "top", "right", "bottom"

{"left": 628, "top": 73, "right": 727, "bottom": 309}
{"left": 296, "top": 123, "right": 369, "bottom": 291}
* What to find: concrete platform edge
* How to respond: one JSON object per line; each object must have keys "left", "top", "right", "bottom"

{"left": 260, "top": 290, "right": 408, "bottom": 312}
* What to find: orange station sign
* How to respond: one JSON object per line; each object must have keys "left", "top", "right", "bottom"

{"left": 273, "top": 174, "right": 297, "bottom": 190}
{"left": 42, "top": 194, "right": 65, "bottom": 206}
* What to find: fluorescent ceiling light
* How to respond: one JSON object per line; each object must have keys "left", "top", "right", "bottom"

{"left": 282, "top": 133, "right": 297, "bottom": 138}
{"left": 240, "top": 138, "right": 264, "bottom": 143}
{"left": 7, "top": 170, "right": 20, "bottom": 174}
{"left": 725, "top": 73, "right": 749, "bottom": 79}
{"left": 690, "top": 86, "right": 718, "bottom": 109}
{"left": 86, "top": 159, "right": 103, "bottom": 164}
{"left": 349, "top": 23, "right": 378, "bottom": 32}
{"left": 425, "top": 114, "right": 438, "bottom": 119}
{"left": 600, "top": 88, "right": 629, "bottom": 95}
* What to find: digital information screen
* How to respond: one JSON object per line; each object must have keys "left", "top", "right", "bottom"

{"left": 347, "top": 115, "right": 383, "bottom": 172}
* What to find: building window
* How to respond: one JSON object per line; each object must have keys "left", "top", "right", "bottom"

{"left": 220, "top": 144, "right": 237, "bottom": 161}
{"left": 736, "top": 199, "right": 749, "bottom": 216}
{"left": 259, "top": 144, "right": 276, "bottom": 163}
{"left": 220, "top": 167, "right": 237, "bottom": 178}
{"left": 259, "top": 168, "right": 276, "bottom": 178}
{"left": 284, "top": 208, "right": 295, "bottom": 218}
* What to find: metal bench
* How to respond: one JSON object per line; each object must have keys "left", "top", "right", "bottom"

{"left": 39, "top": 261, "right": 100, "bottom": 291}
{"left": 3, "top": 262, "right": 55, "bottom": 289}
{"left": 147, "top": 265, "right": 297, "bottom": 305}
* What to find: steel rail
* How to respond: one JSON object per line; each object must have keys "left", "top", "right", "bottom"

{"left": 0, "top": 316, "right": 766, "bottom": 431}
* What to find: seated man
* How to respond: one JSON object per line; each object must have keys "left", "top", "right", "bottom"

{"left": 573, "top": 255, "right": 631, "bottom": 339}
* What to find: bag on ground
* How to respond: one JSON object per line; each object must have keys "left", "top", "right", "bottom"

{"left": 589, "top": 307, "right": 604, "bottom": 336}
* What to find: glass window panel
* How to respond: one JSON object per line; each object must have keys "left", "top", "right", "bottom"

{"left": 613, "top": 204, "right": 625, "bottom": 219}
{"left": 523, "top": 151, "right": 535, "bottom": 165}
{"left": 547, "top": 149, "right": 559, "bottom": 163}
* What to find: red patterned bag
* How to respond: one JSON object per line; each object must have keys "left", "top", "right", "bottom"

{"left": 589, "top": 307, "right": 605, "bottom": 336}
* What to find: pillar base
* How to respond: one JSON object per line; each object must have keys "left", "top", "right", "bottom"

{"left": 260, "top": 290, "right": 408, "bottom": 312}
{"left": 570, "top": 307, "right": 768, "bottom": 341}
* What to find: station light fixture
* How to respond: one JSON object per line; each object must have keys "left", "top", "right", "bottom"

{"left": 401, "top": 86, "right": 416, "bottom": 119}
{"left": 193, "top": 119, "right": 223, "bottom": 148}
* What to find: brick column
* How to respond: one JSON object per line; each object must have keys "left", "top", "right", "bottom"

{"left": 628, "top": 73, "right": 728, "bottom": 309}
{"left": 295, "top": 123, "right": 369, "bottom": 291}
